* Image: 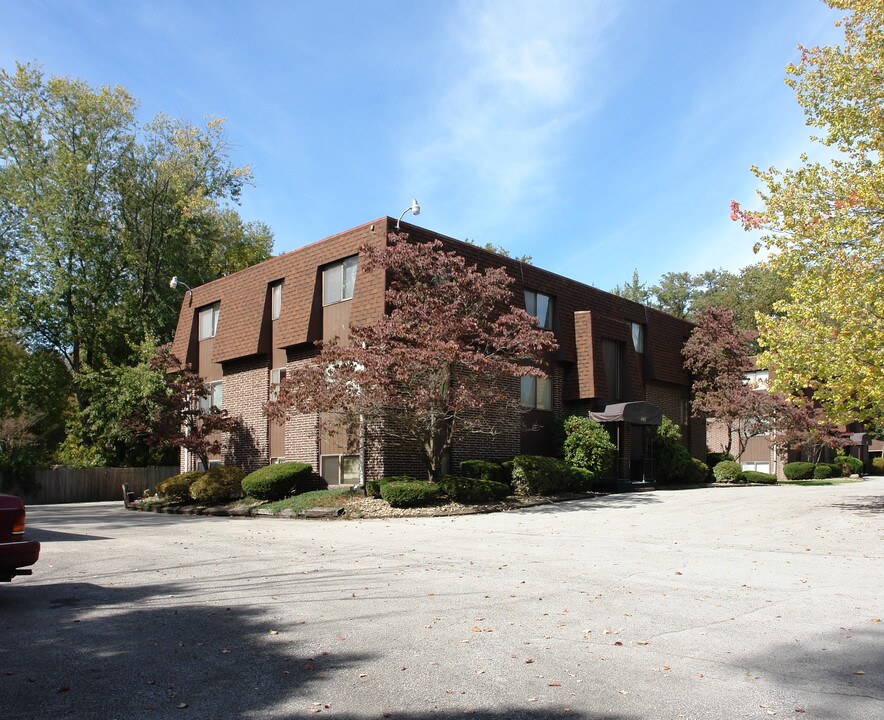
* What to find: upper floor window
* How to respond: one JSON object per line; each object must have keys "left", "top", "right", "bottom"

{"left": 323, "top": 256, "right": 358, "bottom": 306}
{"left": 743, "top": 370, "right": 769, "bottom": 390}
{"left": 631, "top": 323, "right": 644, "bottom": 353}
{"left": 602, "top": 339, "right": 623, "bottom": 401}
{"left": 199, "top": 380, "right": 223, "bottom": 413}
{"left": 521, "top": 375, "right": 552, "bottom": 411}
{"left": 199, "top": 303, "right": 220, "bottom": 340}
{"left": 271, "top": 282, "right": 283, "bottom": 320}
{"left": 270, "top": 367, "right": 287, "bottom": 401}
{"left": 524, "top": 290, "right": 553, "bottom": 330}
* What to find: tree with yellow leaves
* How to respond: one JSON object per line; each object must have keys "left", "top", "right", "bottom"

{"left": 732, "top": 0, "right": 884, "bottom": 426}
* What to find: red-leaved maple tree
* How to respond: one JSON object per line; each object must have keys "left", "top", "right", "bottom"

{"left": 265, "top": 233, "right": 558, "bottom": 480}
{"left": 128, "top": 346, "right": 241, "bottom": 471}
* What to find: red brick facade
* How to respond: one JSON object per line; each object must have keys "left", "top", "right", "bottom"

{"left": 171, "top": 217, "right": 705, "bottom": 483}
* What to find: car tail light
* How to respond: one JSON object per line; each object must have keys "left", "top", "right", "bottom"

{"left": 12, "top": 508, "right": 26, "bottom": 535}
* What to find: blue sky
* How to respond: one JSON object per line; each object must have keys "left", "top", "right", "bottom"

{"left": 1, "top": 0, "right": 842, "bottom": 291}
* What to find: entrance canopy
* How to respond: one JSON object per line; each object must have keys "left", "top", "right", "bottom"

{"left": 589, "top": 401, "right": 662, "bottom": 426}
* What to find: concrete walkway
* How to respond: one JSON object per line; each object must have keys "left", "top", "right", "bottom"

{"left": 2, "top": 479, "right": 882, "bottom": 719}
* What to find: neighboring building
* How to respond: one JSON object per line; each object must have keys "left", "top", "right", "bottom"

{"left": 706, "top": 359, "right": 870, "bottom": 479}
{"left": 169, "top": 217, "right": 704, "bottom": 485}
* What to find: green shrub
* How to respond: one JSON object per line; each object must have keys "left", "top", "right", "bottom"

{"left": 567, "top": 466, "right": 596, "bottom": 492}
{"left": 783, "top": 461, "right": 816, "bottom": 480}
{"left": 437, "top": 475, "right": 510, "bottom": 503}
{"left": 241, "top": 462, "right": 313, "bottom": 501}
{"left": 653, "top": 417, "right": 693, "bottom": 483}
{"left": 872, "top": 457, "right": 884, "bottom": 475}
{"left": 684, "top": 458, "right": 710, "bottom": 484}
{"left": 813, "top": 464, "right": 833, "bottom": 479}
{"left": 561, "top": 416, "right": 616, "bottom": 479}
{"left": 833, "top": 454, "right": 863, "bottom": 476}
{"left": 706, "top": 452, "right": 734, "bottom": 468}
{"left": 744, "top": 470, "right": 777, "bottom": 484}
{"left": 510, "top": 455, "right": 574, "bottom": 496}
{"left": 380, "top": 480, "right": 442, "bottom": 508}
{"left": 459, "top": 460, "right": 504, "bottom": 483}
{"left": 157, "top": 471, "right": 203, "bottom": 502}
{"left": 367, "top": 476, "right": 422, "bottom": 498}
{"left": 713, "top": 460, "right": 744, "bottom": 483}
{"left": 189, "top": 466, "right": 246, "bottom": 504}
{"left": 500, "top": 460, "right": 515, "bottom": 486}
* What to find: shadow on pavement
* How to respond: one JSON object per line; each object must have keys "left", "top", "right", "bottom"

{"left": 832, "top": 495, "right": 884, "bottom": 514}
{"left": 521, "top": 492, "right": 661, "bottom": 514}
{"left": 0, "top": 580, "right": 372, "bottom": 719}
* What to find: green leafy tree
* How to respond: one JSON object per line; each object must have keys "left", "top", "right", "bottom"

{"left": 0, "top": 63, "right": 273, "bottom": 463}
{"left": 732, "top": 0, "right": 884, "bottom": 425}
{"left": 611, "top": 269, "right": 651, "bottom": 305}
{"left": 650, "top": 272, "right": 696, "bottom": 319}
{"left": 560, "top": 416, "right": 616, "bottom": 478}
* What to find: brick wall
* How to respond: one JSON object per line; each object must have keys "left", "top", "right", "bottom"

{"left": 222, "top": 356, "right": 270, "bottom": 471}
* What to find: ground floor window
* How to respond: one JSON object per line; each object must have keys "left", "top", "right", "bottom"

{"left": 321, "top": 454, "right": 360, "bottom": 484}
{"left": 742, "top": 461, "right": 770, "bottom": 473}
{"left": 270, "top": 457, "right": 286, "bottom": 464}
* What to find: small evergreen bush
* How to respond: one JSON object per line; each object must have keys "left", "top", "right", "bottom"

{"left": 567, "top": 466, "right": 596, "bottom": 492}
{"left": 561, "top": 416, "right": 616, "bottom": 479}
{"left": 813, "top": 464, "right": 833, "bottom": 479}
{"left": 380, "top": 480, "right": 442, "bottom": 508}
{"left": 684, "top": 458, "right": 710, "bottom": 484}
{"left": 653, "top": 417, "right": 693, "bottom": 483}
{"left": 241, "top": 462, "right": 313, "bottom": 501}
{"left": 713, "top": 460, "right": 744, "bottom": 483}
{"left": 872, "top": 457, "right": 884, "bottom": 475}
{"left": 833, "top": 454, "right": 863, "bottom": 476}
{"left": 510, "top": 455, "right": 573, "bottom": 496}
{"left": 437, "top": 475, "right": 510, "bottom": 503}
{"left": 706, "top": 452, "right": 734, "bottom": 468}
{"left": 459, "top": 460, "right": 504, "bottom": 483}
{"left": 783, "top": 461, "right": 816, "bottom": 480}
{"left": 367, "top": 476, "right": 421, "bottom": 499}
{"left": 157, "top": 471, "right": 203, "bottom": 502}
{"left": 189, "top": 466, "right": 246, "bottom": 504}
{"left": 744, "top": 470, "right": 777, "bottom": 484}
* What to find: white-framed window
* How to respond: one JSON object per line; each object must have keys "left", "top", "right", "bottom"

{"left": 271, "top": 282, "right": 283, "bottom": 320}
{"left": 270, "top": 457, "right": 287, "bottom": 465}
{"left": 270, "top": 367, "right": 287, "bottom": 400}
{"left": 524, "top": 290, "right": 553, "bottom": 330}
{"left": 321, "top": 454, "right": 361, "bottom": 484}
{"left": 199, "top": 302, "right": 220, "bottom": 340}
{"left": 323, "top": 256, "right": 358, "bottom": 306}
{"left": 742, "top": 461, "right": 770, "bottom": 473}
{"left": 520, "top": 375, "right": 552, "bottom": 411}
{"left": 631, "top": 323, "right": 644, "bottom": 353}
{"left": 743, "top": 370, "right": 770, "bottom": 390}
{"left": 199, "top": 381, "right": 223, "bottom": 413}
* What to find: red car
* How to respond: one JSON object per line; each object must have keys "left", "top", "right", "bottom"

{"left": 0, "top": 495, "right": 40, "bottom": 582}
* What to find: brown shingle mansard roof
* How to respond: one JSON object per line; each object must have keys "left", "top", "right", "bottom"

{"left": 169, "top": 216, "right": 692, "bottom": 390}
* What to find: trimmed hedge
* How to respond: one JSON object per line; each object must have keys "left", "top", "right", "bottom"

{"left": 380, "top": 480, "right": 442, "bottom": 508}
{"left": 157, "top": 471, "right": 203, "bottom": 502}
{"left": 366, "top": 475, "right": 422, "bottom": 498}
{"left": 685, "top": 458, "right": 710, "bottom": 484}
{"left": 459, "top": 460, "right": 504, "bottom": 484}
{"left": 241, "top": 462, "right": 313, "bottom": 501}
{"left": 872, "top": 457, "right": 884, "bottom": 475}
{"left": 510, "top": 455, "right": 591, "bottom": 496}
{"left": 783, "top": 461, "right": 816, "bottom": 481}
{"left": 813, "top": 464, "right": 833, "bottom": 479}
{"left": 189, "top": 466, "right": 246, "bottom": 504}
{"left": 743, "top": 470, "right": 777, "bottom": 484}
{"left": 706, "top": 452, "right": 734, "bottom": 468}
{"left": 713, "top": 460, "right": 744, "bottom": 483}
{"left": 437, "top": 475, "right": 510, "bottom": 503}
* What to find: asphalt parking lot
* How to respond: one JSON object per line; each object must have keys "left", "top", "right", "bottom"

{"left": 2, "top": 479, "right": 882, "bottom": 720}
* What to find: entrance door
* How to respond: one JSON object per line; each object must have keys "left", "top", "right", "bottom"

{"left": 630, "top": 425, "right": 646, "bottom": 481}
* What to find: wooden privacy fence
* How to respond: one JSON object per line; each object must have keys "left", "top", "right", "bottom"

{"left": 1, "top": 466, "right": 179, "bottom": 505}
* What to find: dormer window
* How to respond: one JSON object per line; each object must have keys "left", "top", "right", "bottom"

{"left": 271, "top": 281, "right": 283, "bottom": 320}
{"left": 524, "top": 290, "right": 553, "bottom": 330}
{"left": 199, "top": 303, "right": 220, "bottom": 340}
{"left": 323, "top": 256, "right": 358, "bottom": 305}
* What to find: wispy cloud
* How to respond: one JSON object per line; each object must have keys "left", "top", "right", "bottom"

{"left": 401, "top": 0, "right": 617, "bottom": 241}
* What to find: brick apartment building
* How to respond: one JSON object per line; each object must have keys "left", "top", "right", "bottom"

{"left": 169, "top": 217, "right": 705, "bottom": 485}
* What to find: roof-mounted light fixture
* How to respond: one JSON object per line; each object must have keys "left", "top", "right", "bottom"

{"left": 396, "top": 198, "right": 421, "bottom": 229}
{"left": 169, "top": 276, "right": 193, "bottom": 302}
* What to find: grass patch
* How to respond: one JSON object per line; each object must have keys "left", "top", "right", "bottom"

{"left": 781, "top": 478, "right": 864, "bottom": 487}
{"left": 260, "top": 488, "right": 356, "bottom": 514}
